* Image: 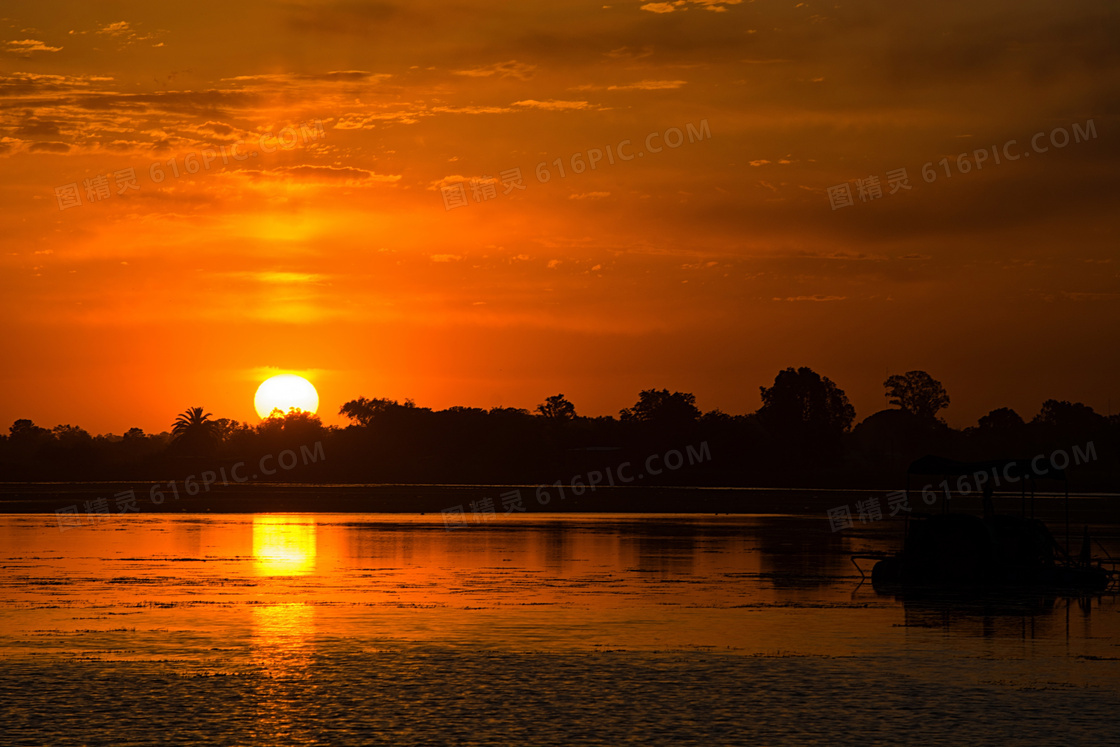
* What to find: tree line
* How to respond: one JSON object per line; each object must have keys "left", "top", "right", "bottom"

{"left": 1, "top": 369, "right": 1116, "bottom": 489}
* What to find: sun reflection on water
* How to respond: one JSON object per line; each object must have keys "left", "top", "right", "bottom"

{"left": 252, "top": 516, "right": 318, "bottom": 576}
{"left": 252, "top": 603, "right": 315, "bottom": 666}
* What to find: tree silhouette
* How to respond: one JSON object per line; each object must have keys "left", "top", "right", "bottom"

{"left": 52, "top": 424, "right": 91, "bottom": 446}
{"left": 1032, "top": 399, "right": 1104, "bottom": 429}
{"left": 536, "top": 394, "right": 576, "bottom": 422}
{"left": 758, "top": 367, "right": 855, "bottom": 451}
{"left": 6, "top": 419, "right": 53, "bottom": 462}
{"left": 258, "top": 409, "right": 326, "bottom": 447}
{"left": 620, "top": 389, "right": 701, "bottom": 427}
{"left": 339, "top": 397, "right": 408, "bottom": 427}
{"left": 978, "top": 407, "right": 1024, "bottom": 430}
{"left": 170, "top": 407, "right": 219, "bottom": 456}
{"left": 172, "top": 407, "right": 218, "bottom": 439}
{"left": 4, "top": 370, "right": 1119, "bottom": 489}
{"left": 884, "top": 370, "right": 950, "bottom": 420}
{"left": 9, "top": 419, "right": 49, "bottom": 440}
{"left": 211, "top": 418, "right": 248, "bottom": 443}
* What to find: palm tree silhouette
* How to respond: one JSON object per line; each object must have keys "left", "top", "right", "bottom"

{"left": 172, "top": 406, "right": 219, "bottom": 446}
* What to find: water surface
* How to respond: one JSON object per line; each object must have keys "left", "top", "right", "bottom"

{"left": 2, "top": 512, "right": 1119, "bottom": 745}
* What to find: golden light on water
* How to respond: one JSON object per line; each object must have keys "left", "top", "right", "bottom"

{"left": 251, "top": 603, "right": 315, "bottom": 670}
{"left": 252, "top": 516, "right": 318, "bottom": 576}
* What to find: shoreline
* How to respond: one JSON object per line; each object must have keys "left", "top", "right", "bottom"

{"left": 2, "top": 482, "right": 1118, "bottom": 523}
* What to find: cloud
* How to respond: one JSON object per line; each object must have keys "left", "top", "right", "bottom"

{"left": 15, "top": 117, "right": 64, "bottom": 137}
{"left": 49, "top": 89, "right": 262, "bottom": 117}
{"left": 430, "top": 105, "right": 512, "bottom": 115}
{"left": 429, "top": 175, "right": 470, "bottom": 190}
{"left": 29, "top": 141, "right": 70, "bottom": 153}
{"left": 568, "top": 192, "right": 611, "bottom": 199}
{"left": 4, "top": 39, "right": 63, "bottom": 54}
{"left": 776, "top": 295, "right": 848, "bottom": 302}
{"left": 640, "top": 2, "right": 683, "bottom": 13}
{"left": 98, "top": 22, "right": 134, "bottom": 37}
{"left": 336, "top": 103, "right": 513, "bottom": 130}
{"left": 86, "top": 21, "right": 161, "bottom": 46}
{"left": 694, "top": 0, "right": 743, "bottom": 10}
{"left": 221, "top": 271, "right": 327, "bottom": 284}
{"left": 606, "top": 80, "right": 687, "bottom": 90}
{"left": 452, "top": 60, "right": 536, "bottom": 80}
{"left": 793, "top": 251, "right": 884, "bottom": 262}
{"left": 281, "top": 165, "right": 400, "bottom": 182}
{"left": 1061, "top": 292, "right": 1120, "bottom": 301}
{"left": 513, "top": 99, "right": 591, "bottom": 111}
{"left": 223, "top": 71, "right": 392, "bottom": 84}
{"left": 102, "top": 139, "right": 146, "bottom": 152}
{"left": 606, "top": 46, "right": 653, "bottom": 60}
{"left": 640, "top": 0, "right": 740, "bottom": 12}
{"left": 0, "top": 73, "right": 114, "bottom": 96}
{"left": 235, "top": 165, "right": 400, "bottom": 183}
{"left": 197, "top": 121, "right": 235, "bottom": 136}
{"left": 335, "top": 110, "right": 425, "bottom": 128}
{"left": 430, "top": 254, "right": 463, "bottom": 262}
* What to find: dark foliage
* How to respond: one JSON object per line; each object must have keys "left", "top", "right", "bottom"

{"left": 1, "top": 373, "right": 1115, "bottom": 490}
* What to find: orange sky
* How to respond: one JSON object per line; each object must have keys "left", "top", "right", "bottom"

{"left": 1, "top": 0, "right": 1117, "bottom": 434}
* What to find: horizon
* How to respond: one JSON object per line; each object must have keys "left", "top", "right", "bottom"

{"left": 3, "top": 375, "right": 1112, "bottom": 437}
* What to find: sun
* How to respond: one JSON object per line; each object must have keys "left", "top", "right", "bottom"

{"left": 255, "top": 374, "right": 319, "bottom": 418}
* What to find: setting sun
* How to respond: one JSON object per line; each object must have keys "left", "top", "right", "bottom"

{"left": 254, "top": 374, "right": 319, "bottom": 418}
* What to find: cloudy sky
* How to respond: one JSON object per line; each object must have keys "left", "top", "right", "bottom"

{"left": 1, "top": 0, "right": 1117, "bottom": 433}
